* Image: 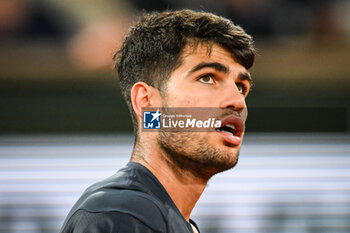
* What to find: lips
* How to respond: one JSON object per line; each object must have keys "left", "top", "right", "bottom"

{"left": 216, "top": 115, "right": 244, "bottom": 145}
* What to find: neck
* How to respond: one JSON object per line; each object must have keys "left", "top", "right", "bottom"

{"left": 131, "top": 141, "right": 208, "bottom": 221}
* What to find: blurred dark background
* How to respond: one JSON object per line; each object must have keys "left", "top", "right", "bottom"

{"left": 0, "top": 0, "right": 349, "bottom": 134}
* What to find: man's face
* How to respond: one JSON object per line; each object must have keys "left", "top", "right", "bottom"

{"left": 157, "top": 43, "right": 252, "bottom": 179}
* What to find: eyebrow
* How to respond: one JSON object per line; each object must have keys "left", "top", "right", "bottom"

{"left": 189, "top": 62, "right": 229, "bottom": 74}
{"left": 238, "top": 72, "right": 254, "bottom": 87}
{"left": 189, "top": 61, "right": 254, "bottom": 86}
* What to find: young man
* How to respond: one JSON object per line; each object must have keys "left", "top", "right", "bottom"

{"left": 60, "top": 9, "right": 255, "bottom": 233}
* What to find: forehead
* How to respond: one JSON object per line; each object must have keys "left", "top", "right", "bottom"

{"left": 177, "top": 43, "right": 247, "bottom": 74}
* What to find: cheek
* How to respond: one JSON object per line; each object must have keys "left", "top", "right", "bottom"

{"left": 165, "top": 92, "right": 202, "bottom": 107}
{"left": 165, "top": 82, "right": 208, "bottom": 107}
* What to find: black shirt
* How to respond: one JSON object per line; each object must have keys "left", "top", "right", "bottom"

{"left": 60, "top": 162, "right": 200, "bottom": 233}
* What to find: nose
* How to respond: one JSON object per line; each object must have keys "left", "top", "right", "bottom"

{"left": 219, "top": 81, "right": 246, "bottom": 113}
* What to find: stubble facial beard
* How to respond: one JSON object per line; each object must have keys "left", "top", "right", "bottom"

{"left": 157, "top": 131, "right": 240, "bottom": 180}
{"left": 156, "top": 105, "right": 240, "bottom": 180}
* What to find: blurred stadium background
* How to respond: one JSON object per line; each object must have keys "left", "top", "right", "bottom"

{"left": 0, "top": 0, "right": 349, "bottom": 232}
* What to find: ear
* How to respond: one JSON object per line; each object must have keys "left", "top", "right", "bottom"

{"left": 130, "top": 82, "right": 162, "bottom": 119}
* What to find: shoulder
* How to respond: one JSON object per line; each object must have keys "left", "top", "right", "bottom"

{"left": 61, "top": 189, "right": 167, "bottom": 233}
{"left": 61, "top": 209, "right": 165, "bottom": 233}
{"left": 84, "top": 188, "right": 167, "bottom": 220}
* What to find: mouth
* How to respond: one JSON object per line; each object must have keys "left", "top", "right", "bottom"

{"left": 215, "top": 115, "right": 244, "bottom": 145}
{"left": 216, "top": 124, "right": 237, "bottom": 136}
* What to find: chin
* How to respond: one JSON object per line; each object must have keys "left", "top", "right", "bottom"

{"left": 157, "top": 131, "right": 241, "bottom": 179}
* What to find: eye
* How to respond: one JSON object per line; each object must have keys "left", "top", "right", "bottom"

{"left": 236, "top": 83, "right": 248, "bottom": 95}
{"left": 198, "top": 74, "right": 215, "bottom": 84}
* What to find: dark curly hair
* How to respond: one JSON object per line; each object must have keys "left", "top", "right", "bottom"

{"left": 114, "top": 9, "right": 255, "bottom": 135}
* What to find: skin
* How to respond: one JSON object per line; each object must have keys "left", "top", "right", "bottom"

{"left": 129, "top": 43, "right": 252, "bottom": 226}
